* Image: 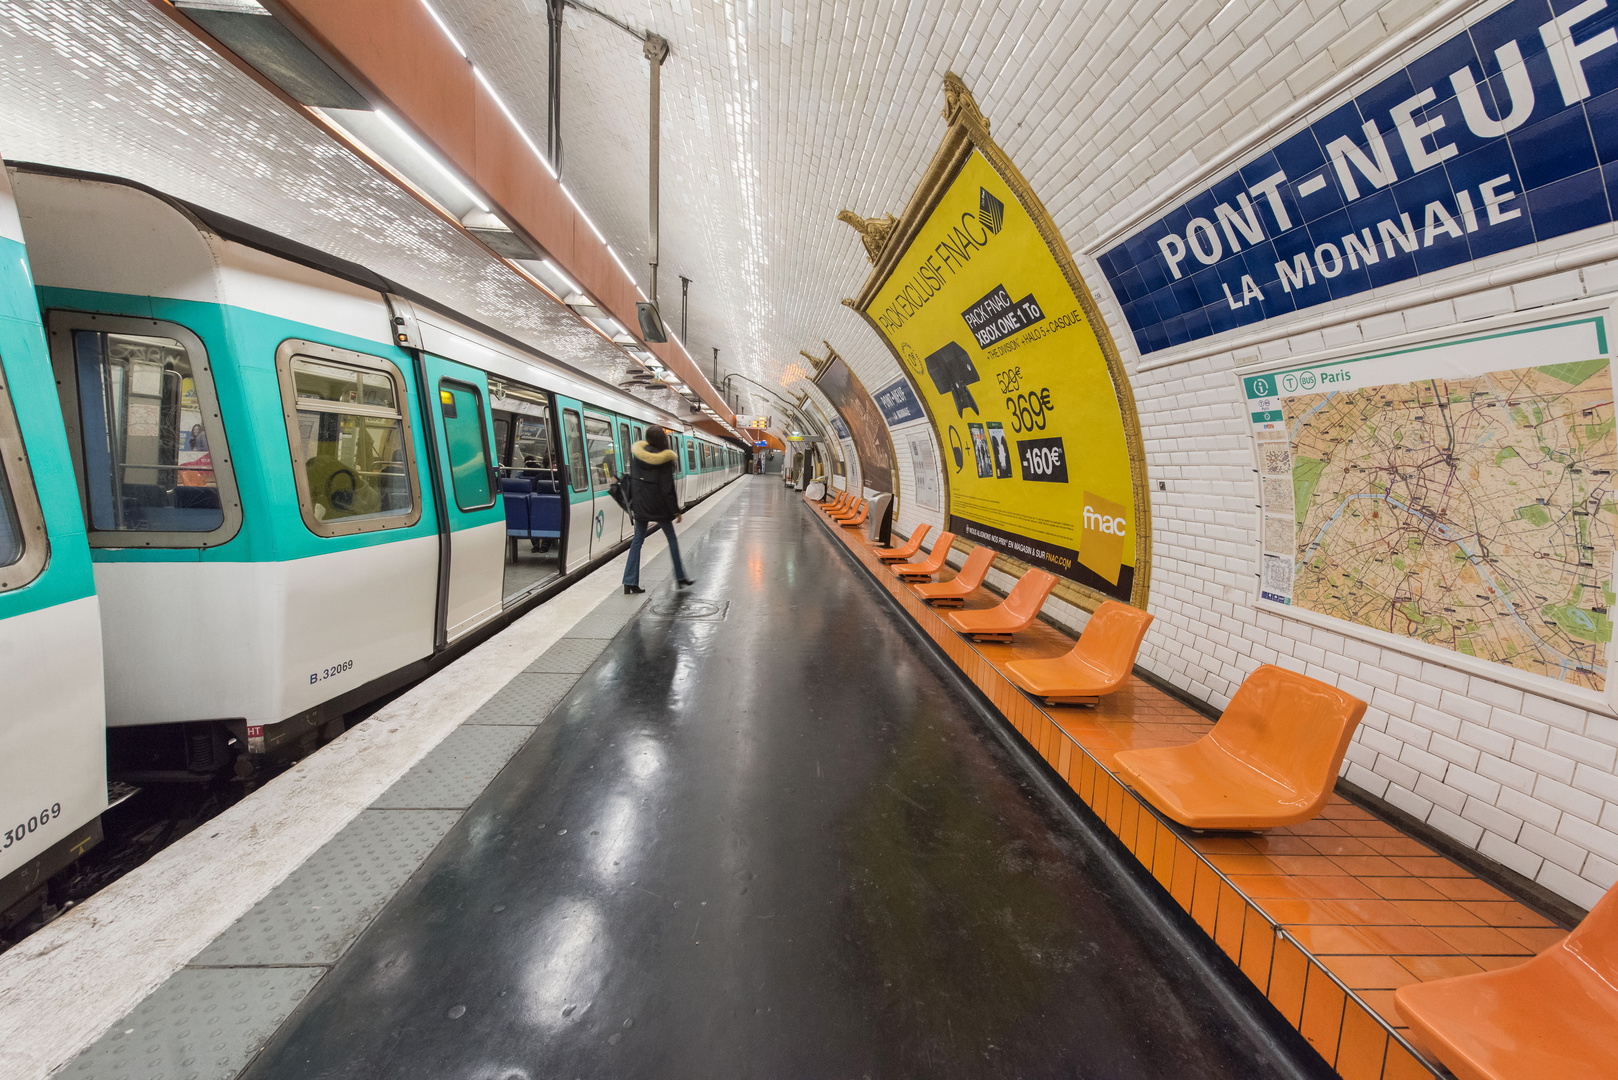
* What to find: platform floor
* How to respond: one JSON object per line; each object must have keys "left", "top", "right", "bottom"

{"left": 215, "top": 478, "right": 1319, "bottom": 1079}
{"left": 34, "top": 479, "right": 1336, "bottom": 1080}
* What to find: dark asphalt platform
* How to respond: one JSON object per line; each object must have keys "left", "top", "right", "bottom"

{"left": 242, "top": 478, "right": 1324, "bottom": 1080}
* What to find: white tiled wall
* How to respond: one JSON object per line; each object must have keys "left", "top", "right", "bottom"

{"left": 815, "top": 0, "right": 1618, "bottom": 909}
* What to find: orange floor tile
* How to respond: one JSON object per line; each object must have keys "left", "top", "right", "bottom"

{"left": 810, "top": 499, "right": 1569, "bottom": 1080}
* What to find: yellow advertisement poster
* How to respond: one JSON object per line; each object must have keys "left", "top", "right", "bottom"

{"left": 861, "top": 151, "right": 1145, "bottom": 601}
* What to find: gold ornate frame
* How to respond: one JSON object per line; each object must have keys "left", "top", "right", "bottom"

{"left": 840, "top": 72, "right": 1152, "bottom": 613}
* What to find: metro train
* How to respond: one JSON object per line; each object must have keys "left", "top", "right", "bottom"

{"left": 0, "top": 163, "right": 744, "bottom": 922}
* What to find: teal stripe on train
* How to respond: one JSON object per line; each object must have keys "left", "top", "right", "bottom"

{"left": 0, "top": 237, "right": 95, "bottom": 618}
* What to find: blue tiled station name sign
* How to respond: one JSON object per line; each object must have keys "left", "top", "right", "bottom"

{"left": 1100, "top": 0, "right": 1618, "bottom": 356}
{"left": 873, "top": 376, "right": 924, "bottom": 427}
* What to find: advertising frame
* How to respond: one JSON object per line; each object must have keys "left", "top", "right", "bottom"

{"left": 841, "top": 72, "right": 1152, "bottom": 611}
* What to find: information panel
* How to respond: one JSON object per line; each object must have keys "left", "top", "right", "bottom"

{"left": 1247, "top": 309, "right": 1617, "bottom": 693}
{"left": 861, "top": 151, "right": 1142, "bottom": 598}
{"left": 816, "top": 356, "right": 893, "bottom": 493}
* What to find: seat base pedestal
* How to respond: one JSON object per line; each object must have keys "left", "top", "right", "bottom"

{"left": 1043, "top": 695, "right": 1099, "bottom": 707}
{"left": 925, "top": 597, "right": 965, "bottom": 608}
{"left": 969, "top": 633, "right": 1014, "bottom": 643}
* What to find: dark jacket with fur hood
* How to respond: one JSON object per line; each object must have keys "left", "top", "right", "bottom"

{"left": 629, "top": 440, "right": 681, "bottom": 522}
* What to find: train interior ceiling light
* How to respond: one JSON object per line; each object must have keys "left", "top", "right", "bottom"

{"left": 169, "top": 0, "right": 708, "bottom": 422}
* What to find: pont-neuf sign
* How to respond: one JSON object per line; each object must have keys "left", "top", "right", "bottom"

{"left": 1101, "top": 0, "right": 1618, "bottom": 355}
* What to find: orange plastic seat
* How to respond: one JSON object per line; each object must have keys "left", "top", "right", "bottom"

{"left": 1004, "top": 600, "right": 1154, "bottom": 705}
{"left": 1113, "top": 665, "right": 1365, "bottom": 829}
{"left": 875, "top": 524, "right": 930, "bottom": 561}
{"left": 911, "top": 544, "right": 994, "bottom": 607}
{"left": 825, "top": 491, "right": 850, "bottom": 513}
{"left": 830, "top": 497, "right": 863, "bottom": 520}
{"left": 942, "top": 568, "right": 1057, "bottom": 642}
{"left": 1394, "top": 881, "right": 1618, "bottom": 1080}
{"left": 892, "top": 532, "right": 956, "bottom": 580}
{"left": 839, "top": 501, "right": 868, "bottom": 527}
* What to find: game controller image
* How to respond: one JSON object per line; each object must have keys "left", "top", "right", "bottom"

{"left": 923, "top": 340, "right": 981, "bottom": 416}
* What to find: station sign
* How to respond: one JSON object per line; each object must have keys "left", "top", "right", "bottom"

{"left": 873, "top": 374, "right": 925, "bottom": 427}
{"left": 1100, "top": 0, "right": 1618, "bottom": 355}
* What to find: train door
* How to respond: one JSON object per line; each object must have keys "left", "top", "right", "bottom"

{"left": 422, "top": 354, "right": 503, "bottom": 642}
{"left": 581, "top": 408, "right": 625, "bottom": 557}
{"left": 616, "top": 418, "right": 633, "bottom": 540}
{"left": 0, "top": 162, "right": 105, "bottom": 899}
{"left": 556, "top": 398, "right": 595, "bottom": 573}
{"left": 488, "top": 380, "right": 562, "bottom": 602}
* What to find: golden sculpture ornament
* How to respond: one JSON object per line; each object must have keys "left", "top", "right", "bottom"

{"left": 836, "top": 210, "right": 899, "bottom": 265}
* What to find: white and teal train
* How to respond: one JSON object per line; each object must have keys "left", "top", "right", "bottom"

{"left": 0, "top": 164, "right": 744, "bottom": 922}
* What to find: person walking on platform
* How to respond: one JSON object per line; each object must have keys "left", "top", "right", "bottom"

{"left": 623, "top": 425, "right": 695, "bottom": 594}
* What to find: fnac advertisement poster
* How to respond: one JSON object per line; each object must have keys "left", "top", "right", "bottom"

{"left": 861, "top": 151, "right": 1143, "bottom": 600}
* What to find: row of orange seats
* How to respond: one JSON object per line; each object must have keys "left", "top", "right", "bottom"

{"left": 815, "top": 492, "right": 1618, "bottom": 1080}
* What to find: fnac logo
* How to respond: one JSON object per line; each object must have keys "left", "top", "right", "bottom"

{"left": 1078, "top": 491, "right": 1128, "bottom": 586}
{"left": 1083, "top": 504, "right": 1127, "bottom": 535}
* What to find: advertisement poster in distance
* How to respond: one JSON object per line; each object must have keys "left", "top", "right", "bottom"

{"left": 1244, "top": 308, "right": 1618, "bottom": 696}
{"left": 859, "top": 150, "right": 1144, "bottom": 600}
{"left": 816, "top": 356, "right": 894, "bottom": 494}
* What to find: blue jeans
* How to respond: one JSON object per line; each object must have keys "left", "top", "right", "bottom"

{"left": 623, "top": 517, "right": 688, "bottom": 586}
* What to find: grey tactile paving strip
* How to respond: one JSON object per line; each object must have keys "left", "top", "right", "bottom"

{"left": 464, "top": 671, "right": 582, "bottom": 726}
{"left": 523, "top": 636, "right": 613, "bottom": 674}
{"left": 370, "top": 726, "right": 537, "bottom": 809}
{"left": 63, "top": 966, "right": 324, "bottom": 1080}
{"left": 188, "top": 809, "right": 461, "bottom": 967}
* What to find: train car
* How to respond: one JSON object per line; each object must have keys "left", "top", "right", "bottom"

{"left": 0, "top": 163, "right": 106, "bottom": 927}
{"left": 10, "top": 164, "right": 740, "bottom": 766}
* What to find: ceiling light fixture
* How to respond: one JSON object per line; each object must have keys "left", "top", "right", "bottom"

{"left": 473, "top": 66, "right": 556, "bottom": 178}
{"left": 418, "top": 0, "right": 467, "bottom": 58}
{"left": 375, "top": 110, "right": 489, "bottom": 212}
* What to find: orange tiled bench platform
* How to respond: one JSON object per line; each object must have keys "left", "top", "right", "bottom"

{"left": 806, "top": 496, "right": 1572, "bottom": 1080}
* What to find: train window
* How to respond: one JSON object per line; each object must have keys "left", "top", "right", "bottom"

{"left": 583, "top": 416, "right": 618, "bottom": 490}
{"left": 618, "top": 422, "right": 632, "bottom": 471}
{"left": 49, "top": 316, "right": 241, "bottom": 548}
{"left": 272, "top": 340, "right": 420, "bottom": 538}
{"left": 439, "top": 380, "right": 495, "bottom": 511}
{"left": 0, "top": 359, "right": 49, "bottom": 591}
{"left": 561, "top": 410, "right": 588, "bottom": 493}
{"left": 513, "top": 410, "right": 555, "bottom": 474}
{"left": 686, "top": 441, "right": 697, "bottom": 471}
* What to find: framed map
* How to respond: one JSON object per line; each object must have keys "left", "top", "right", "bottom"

{"left": 1242, "top": 304, "right": 1618, "bottom": 697}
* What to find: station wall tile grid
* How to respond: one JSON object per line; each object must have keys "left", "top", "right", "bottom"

{"left": 811, "top": 495, "right": 1567, "bottom": 1080}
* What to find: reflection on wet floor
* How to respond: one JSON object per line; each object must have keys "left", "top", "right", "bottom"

{"left": 242, "top": 479, "right": 1324, "bottom": 1080}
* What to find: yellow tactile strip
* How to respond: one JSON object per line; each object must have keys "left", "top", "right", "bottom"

{"left": 811, "top": 500, "right": 1564, "bottom": 1080}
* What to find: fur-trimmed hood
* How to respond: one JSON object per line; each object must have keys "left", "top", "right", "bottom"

{"left": 632, "top": 440, "right": 677, "bottom": 465}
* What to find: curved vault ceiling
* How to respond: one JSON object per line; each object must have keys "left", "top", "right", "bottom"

{"left": 0, "top": 0, "right": 1184, "bottom": 421}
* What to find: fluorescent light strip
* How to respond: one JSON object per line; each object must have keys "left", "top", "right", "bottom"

{"left": 419, "top": 0, "right": 467, "bottom": 58}
{"left": 376, "top": 110, "right": 489, "bottom": 212}
{"left": 472, "top": 66, "right": 557, "bottom": 179}
{"left": 559, "top": 184, "right": 607, "bottom": 244}
{"left": 541, "top": 259, "right": 580, "bottom": 296}
{"left": 605, "top": 244, "right": 636, "bottom": 282}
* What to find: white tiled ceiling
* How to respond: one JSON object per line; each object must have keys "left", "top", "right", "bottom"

{"left": 0, "top": 0, "right": 698, "bottom": 416}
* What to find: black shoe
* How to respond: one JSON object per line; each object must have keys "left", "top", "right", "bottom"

{"left": 676, "top": 578, "right": 696, "bottom": 588}
{"left": 624, "top": 584, "right": 645, "bottom": 594}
